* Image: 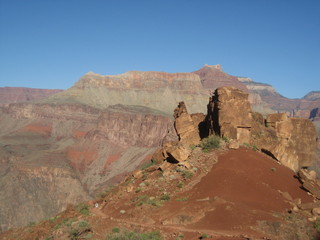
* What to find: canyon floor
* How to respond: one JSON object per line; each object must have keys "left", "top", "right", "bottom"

{"left": 1, "top": 147, "right": 318, "bottom": 240}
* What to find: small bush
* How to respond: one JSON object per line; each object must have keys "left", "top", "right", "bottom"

{"left": 199, "top": 233, "right": 208, "bottom": 239}
{"left": 200, "top": 135, "right": 221, "bottom": 152}
{"left": 78, "top": 220, "right": 89, "bottom": 228}
{"left": 141, "top": 159, "right": 156, "bottom": 170}
{"left": 112, "top": 227, "right": 120, "bottom": 233}
{"left": 76, "top": 203, "right": 90, "bottom": 216}
{"left": 160, "top": 194, "right": 170, "bottom": 201}
{"left": 177, "top": 182, "right": 184, "bottom": 188}
{"left": 190, "top": 144, "right": 196, "bottom": 150}
{"left": 182, "top": 170, "right": 193, "bottom": 179}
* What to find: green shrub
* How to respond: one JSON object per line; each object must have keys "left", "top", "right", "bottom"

{"left": 76, "top": 203, "right": 90, "bottom": 216}
{"left": 182, "top": 170, "right": 193, "bottom": 179}
{"left": 190, "top": 144, "right": 196, "bottom": 150}
{"left": 200, "top": 135, "right": 221, "bottom": 152}
{"left": 199, "top": 233, "right": 208, "bottom": 239}
{"left": 177, "top": 182, "right": 184, "bottom": 188}
{"left": 314, "top": 218, "right": 320, "bottom": 232}
{"left": 135, "top": 195, "right": 161, "bottom": 207}
{"left": 176, "top": 197, "right": 188, "bottom": 202}
{"left": 78, "top": 220, "right": 89, "bottom": 228}
{"left": 112, "top": 227, "right": 120, "bottom": 233}
{"left": 160, "top": 194, "right": 170, "bottom": 201}
{"left": 141, "top": 159, "right": 156, "bottom": 170}
{"left": 106, "top": 229, "right": 162, "bottom": 240}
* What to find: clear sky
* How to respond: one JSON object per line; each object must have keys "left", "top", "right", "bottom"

{"left": 0, "top": 0, "right": 319, "bottom": 99}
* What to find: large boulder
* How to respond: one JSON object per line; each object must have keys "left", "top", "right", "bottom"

{"left": 206, "top": 86, "right": 252, "bottom": 144}
{"left": 173, "top": 102, "right": 201, "bottom": 147}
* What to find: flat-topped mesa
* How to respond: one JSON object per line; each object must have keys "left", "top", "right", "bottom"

{"left": 73, "top": 71, "right": 203, "bottom": 92}
{"left": 206, "top": 86, "right": 317, "bottom": 172}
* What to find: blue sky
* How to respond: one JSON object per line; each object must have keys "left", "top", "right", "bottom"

{"left": 0, "top": 0, "right": 319, "bottom": 99}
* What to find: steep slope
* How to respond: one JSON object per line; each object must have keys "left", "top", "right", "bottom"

{"left": 1, "top": 148, "right": 317, "bottom": 239}
{"left": 0, "top": 87, "right": 62, "bottom": 105}
{"left": 0, "top": 102, "right": 175, "bottom": 231}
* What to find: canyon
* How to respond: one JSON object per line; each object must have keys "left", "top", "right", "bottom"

{"left": 0, "top": 65, "right": 319, "bottom": 234}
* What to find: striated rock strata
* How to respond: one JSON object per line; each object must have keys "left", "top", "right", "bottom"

{"left": 0, "top": 87, "right": 62, "bottom": 105}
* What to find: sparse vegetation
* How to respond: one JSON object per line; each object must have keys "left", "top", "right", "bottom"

{"left": 27, "top": 221, "right": 35, "bottom": 227}
{"left": 135, "top": 195, "right": 161, "bottom": 207}
{"left": 190, "top": 144, "right": 196, "bottom": 150}
{"left": 177, "top": 182, "right": 184, "bottom": 188}
{"left": 181, "top": 170, "right": 193, "bottom": 179}
{"left": 314, "top": 218, "right": 320, "bottom": 232}
{"left": 242, "top": 142, "right": 259, "bottom": 151}
{"left": 141, "top": 159, "right": 156, "bottom": 170}
{"left": 105, "top": 229, "right": 162, "bottom": 240}
{"left": 199, "top": 233, "right": 208, "bottom": 239}
{"left": 112, "top": 227, "right": 120, "bottom": 233}
{"left": 199, "top": 135, "right": 221, "bottom": 152}
{"left": 97, "top": 185, "right": 115, "bottom": 198}
{"left": 76, "top": 203, "right": 90, "bottom": 216}
{"left": 160, "top": 194, "right": 170, "bottom": 201}
{"left": 271, "top": 167, "right": 276, "bottom": 172}
{"left": 176, "top": 197, "right": 188, "bottom": 201}
{"left": 78, "top": 220, "right": 89, "bottom": 228}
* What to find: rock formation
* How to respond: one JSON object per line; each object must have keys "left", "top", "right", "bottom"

{"left": 0, "top": 102, "right": 176, "bottom": 230}
{"left": 206, "top": 86, "right": 252, "bottom": 144}
{"left": 206, "top": 86, "right": 317, "bottom": 172}
{"left": 153, "top": 102, "right": 203, "bottom": 163}
{"left": 0, "top": 87, "right": 62, "bottom": 105}
{"left": 173, "top": 102, "right": 201, "bottom": 147}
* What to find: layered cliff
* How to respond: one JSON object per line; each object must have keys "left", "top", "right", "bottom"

{"left": 46, "top": 71, "right": 209, "bottom": 114}
{"left": 0, "top": 87, "right": 62, "bottom": 105}
{"left": 0, "top": 102, "right": 175, "bottom": 230}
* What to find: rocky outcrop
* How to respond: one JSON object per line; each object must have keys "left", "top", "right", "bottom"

{"left": 206, "top": 86, "right": 252, "bottom": 144}
{"left": 0, "top": 87, "right": 62, "bottom": 105}
{"left": 152, "top": 102, "right": 203, "bottom": 163}
{"left": 206, "top": 86, "right": 317, "bottom": 172}
{"left": 173, "top": 102, "right": 201, "bottom": 147}
{"left": 253, "top": 113, "right": 317, "bottom": 171}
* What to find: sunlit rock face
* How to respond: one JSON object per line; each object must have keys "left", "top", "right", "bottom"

{"left": 205, "top": 86, "right": 317, "bottom": 172}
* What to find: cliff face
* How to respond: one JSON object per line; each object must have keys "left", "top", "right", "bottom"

{"left": 238, "top": 77, "right": 320, "bottom": 118}
{"left": 0, "top": 102, "right": 175, "bottom": 230}
{"left": 47, "top": 71, "right": 209, "bottom": 114}
{"left": 0, "top": 87, "right": 62, "bottom": 105}
{"left": 206, "top": 86, "right": 317, "bottom": 172}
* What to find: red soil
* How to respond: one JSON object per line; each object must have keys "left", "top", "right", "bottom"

{"left": 22, "top": 123, "right": 52, "bottom": 136}
{"left": 66, "top": 147, "right": 98, "bottom": 172}
{"left": 72, "top": 130, "right": 87, "bottom": 139}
